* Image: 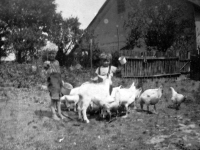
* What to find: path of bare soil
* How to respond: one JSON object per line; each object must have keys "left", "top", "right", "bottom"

{"left": 0, "top": 79, "right": 200, "bottom": 150}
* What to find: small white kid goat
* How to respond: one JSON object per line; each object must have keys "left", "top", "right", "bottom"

{"left": 60, "top": 87, "right": 80, "bottom": 111}
{"left": 101, "top": 85, "right": 122, "bottom": 119}
{"left": 139, "top": 85, "right": 163, "bottom": 114}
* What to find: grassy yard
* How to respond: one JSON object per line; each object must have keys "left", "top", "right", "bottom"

{"left": 0, "top": 63, "right": 200, "bottom": 150}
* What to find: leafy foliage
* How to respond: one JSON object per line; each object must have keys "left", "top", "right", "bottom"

{"left": 0, "top": 21, "right": 10, "bottom": 60}
{"left": 0, "top": 0, "right": 83, "bottom": 65}
{"left": 0, "top": 0, "right": 57, "bottom": 63}
{"left": 124, "top": 0, "right": 195, "bottom": 52}
{"left": 124, "top": 0, "right": 148, "bottom": 49}
{"left": 0, "top": 62, "right": 95, "bottom": 88}
{"left": 80, "top": 30, "right": 103, "bottom": 67}
{"left": 50, "top": 17, "right": 83, "bottom": 66}
{"left": 0, "top": 62, "right": 45, "bottom": 88}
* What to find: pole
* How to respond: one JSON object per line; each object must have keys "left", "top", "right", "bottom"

{"left": 90, "top": 39, "right": 93, "bottom": 69}
{"left": 192, "top": 4, "right": 199, "bottom": 55}
{"left": 116, "top": 25, "right": 119, "bottom": 51}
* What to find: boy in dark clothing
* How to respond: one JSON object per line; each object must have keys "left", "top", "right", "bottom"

{"left": 47, "top": 73, "right": 64, "bottom": 120}
{"left": 43, "top": 50, "right": 64, "bottom": 120}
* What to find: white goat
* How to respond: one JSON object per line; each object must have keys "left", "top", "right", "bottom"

{"left": 60, "top": 80, "right": 110, "bottom": 112}
{"left": 111, "top": 85, "right": 122, "bottom": 98}
{"left": 101, "top": 88, "right": 121, "bottom": 120}
{"left": 170, "top": 87, "right": 186, "bottom": 110}
{"left": 60, "top": 87, "right": 80, "bottom": 111}
{"left": 100, "top": 85, "right": 122, "bottom": 119}
{"left": 116, "top": 82, "right": 142, "bottom": 118}
{"left": 77, "top": 74, "right": 114, "bottom": 123}
{"left": 139, "top": 85, "right": 163, "bottom": 114}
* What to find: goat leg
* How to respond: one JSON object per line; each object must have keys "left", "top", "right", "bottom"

{"left": 140, "top": 102, "right": 144, "bottom": 111}
{"left": 147, "top": 105, "right": 150, "bottom": 113}
{"left": 77, "top": 105, "right": 83, "bottom": 121}
{"left": 153, "top": 105, "right": 158, "bottom": 114}
{"left": 107, "top": 110, "right": 112, "bottom": 121}
{"left": 133, "top": 101, "right": 137, "bottom": 110}
{"left": 82, "top": 109, "right": 90, "bottom": 123}
{"left": 122, "top": 105, "right": 128, "bottom": 118}
{"left": 175, "top": 103, "right": 180, "bottom": 110}
{"left": 74, "top": 103, "right": 77, "bottom": 112}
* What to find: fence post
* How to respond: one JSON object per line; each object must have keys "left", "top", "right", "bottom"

{"left": 90, "top": 39, "right": 93, "bottom": 69}
{"left": 116, "top": 25, "right": 119, "bottom": 51}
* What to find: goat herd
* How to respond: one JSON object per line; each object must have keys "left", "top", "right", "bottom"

{"left": 60, "top": 74, "right": 186, "bottom": 123}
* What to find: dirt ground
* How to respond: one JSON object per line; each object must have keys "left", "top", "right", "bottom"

{"left": 0, "top": 78, "right": 200, "bottom": 150}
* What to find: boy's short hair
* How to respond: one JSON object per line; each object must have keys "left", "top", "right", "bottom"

{"left": 99, "top": 52, "right": 107, "bottom": 60}
{"left": 99, "top": 52, "right": 112, "bottom": 61}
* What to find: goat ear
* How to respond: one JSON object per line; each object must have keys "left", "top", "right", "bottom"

{"left": 130, "top": 82, "right": 135, "bottom": 88}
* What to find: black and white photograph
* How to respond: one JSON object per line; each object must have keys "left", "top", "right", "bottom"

{"left": 0, "top": 0, "right": 200, "bottom": 149}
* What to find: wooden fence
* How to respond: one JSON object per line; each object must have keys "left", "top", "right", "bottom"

{"left": 119, "top": 50, "right": 190, "bottom": 78}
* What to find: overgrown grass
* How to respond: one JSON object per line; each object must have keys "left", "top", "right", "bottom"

{"left": 1, "top": 62, "right": 200, "bottom": 106}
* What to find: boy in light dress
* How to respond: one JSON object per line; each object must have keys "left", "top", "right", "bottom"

{"left": 92, "top": 52, "right": 121, "bottom": 94}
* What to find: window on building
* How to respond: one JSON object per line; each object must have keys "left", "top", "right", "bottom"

{"left": 117, "top": 0, "right": 125, "bottom": 14}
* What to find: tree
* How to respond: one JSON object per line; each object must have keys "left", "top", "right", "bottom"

{"left": 0, "top": 0, "right": 83, "bottom": 64}
{"left": 8, "top": 26, "right": 46, "bottom": 63}
{"left": 49, "top": 16, "right": 83, "bottom": 66}
{"left": 0, "top": 21, "right": 9, "bottom": 61}
{"left": 124, "top": 0, "right": 148, "bottom": 49}
{"left": 124, "top": 0, "right": 195, "bottom": 52}
{"left": 0, "top": 0, "right": 58, "bottom": 63}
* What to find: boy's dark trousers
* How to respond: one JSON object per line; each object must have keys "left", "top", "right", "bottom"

{"left": 47, "top": 72, "right": 63, "bottom": 120}
{"left": 47, "top": 73, "right": 62, "bottom": 100}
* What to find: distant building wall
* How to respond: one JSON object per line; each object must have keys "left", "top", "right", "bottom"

{"left": 86, "top": 0, "right": 198, "bottom": 54}
{"left": 88, "top": 0, "right": 130, "bottom": 53}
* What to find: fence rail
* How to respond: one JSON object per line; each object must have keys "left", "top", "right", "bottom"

{"left": 120, "top": 50, "right": 190, "bottom": 78}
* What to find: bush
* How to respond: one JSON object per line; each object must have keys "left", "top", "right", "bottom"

{"left": 0, "top": 62, "right": 96, "bottom": 88}
{"left": 0, "top": 62, "right": 46, "bottom": 88}
{"left": 111, "top": 51, "right": 120, "bottom": 67}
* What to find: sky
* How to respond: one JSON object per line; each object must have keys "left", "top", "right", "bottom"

{"left": 55, "top": 0, "right": 106, "bottom": 29}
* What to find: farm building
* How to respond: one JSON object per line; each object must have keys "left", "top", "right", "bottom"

{"left": 81, "top": 0, "right": 200, "bottom": 54}
{"left": 77, "top": 0, "right": 200, "bottom": 80}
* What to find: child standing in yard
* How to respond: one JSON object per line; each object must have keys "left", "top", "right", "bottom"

{"left": 43, "top": 50, "right": 64, "bottom": 120}
{"left": 92, "top": 52, "right": 121, "bottom": 94}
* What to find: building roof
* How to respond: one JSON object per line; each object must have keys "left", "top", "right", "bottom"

{"left": 188, "top": 0, "right": 200, "bottom": 7}
{"left": 86, "top": 0, "right": 111, "bottom": 30}
{"left": 86, "top": 0, "right": 200, "bottom": 30}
